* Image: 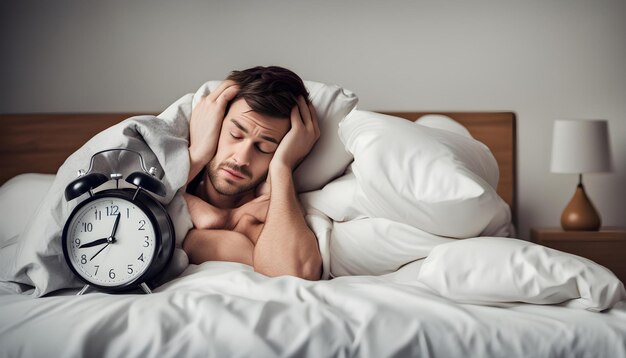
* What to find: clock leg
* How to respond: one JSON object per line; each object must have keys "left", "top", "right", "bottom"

{"left": 76, "top": 284, "right": 90, "bottom": 296}
{"left": 139, "top": 282, "right": 152, "bottom": 294}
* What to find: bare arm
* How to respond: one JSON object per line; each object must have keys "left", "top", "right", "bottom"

{"left": 183, "top": 229, "right": 253, "bottom": 266}
{"left": 253, "top": 97, "right": 322, "bottom": 280}
{"left": 253, "top": 165, "right": 321, "bottom": 280}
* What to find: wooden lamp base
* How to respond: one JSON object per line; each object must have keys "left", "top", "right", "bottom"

{"left": 561, "top": 176, "right": 601, "bottom": 231}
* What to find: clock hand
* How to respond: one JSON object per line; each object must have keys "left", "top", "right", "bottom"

{"left": 79, "top": 238, "right": 109, "bottom": 248}
{"left": 90, "top": 242, "right": 110, "bottom": 261}
{"left": 110, "top": 212, "right": 121, "bottom": 238}
{"left": 79, "top": 213, "right": 121, "bottom": 250}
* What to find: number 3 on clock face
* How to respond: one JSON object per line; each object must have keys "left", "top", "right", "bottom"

{"left": 63, "top": 196, "right": 157, "bottom": 288}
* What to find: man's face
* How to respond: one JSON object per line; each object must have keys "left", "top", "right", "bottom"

{"left": 208, "top": 98, "right": 290, "bottom": 196}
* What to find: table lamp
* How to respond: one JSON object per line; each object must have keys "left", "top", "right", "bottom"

{"left": 550, "top": 119, "right": 612, "bottom": 231}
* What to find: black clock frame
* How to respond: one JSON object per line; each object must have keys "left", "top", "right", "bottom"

{"left": 62, "top": 188, "right": 175, "bottom": 293}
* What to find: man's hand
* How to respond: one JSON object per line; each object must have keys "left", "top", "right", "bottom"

{"left": 187, "top": 80, "right": 240, "bottom": 183}
{"left": 269, "top": 96, "right": 320, "bottom": 173}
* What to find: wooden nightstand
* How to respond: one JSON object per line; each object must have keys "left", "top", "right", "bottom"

{"left": 530, "top": 228, "right": 626, "bottom": 284}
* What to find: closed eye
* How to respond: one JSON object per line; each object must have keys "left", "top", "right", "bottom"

{"left": 231, "top": 132, "right": 273, "bottom": 154}
{"left": 255, "top": 145, "right": 273, "bottom": 155}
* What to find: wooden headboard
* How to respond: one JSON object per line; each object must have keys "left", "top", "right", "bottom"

{"left": 0, "top": 111, "right": 517, "bottom": 225}
{"left": 0, "top": 113, "right": 142, "bottom": 184}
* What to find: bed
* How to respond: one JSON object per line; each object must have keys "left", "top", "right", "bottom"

{"left": 1, "top": 81, "right": 625, "bottom": 358}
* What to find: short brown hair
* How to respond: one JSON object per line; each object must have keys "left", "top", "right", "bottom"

{"left": 226, "top": 66, "right": 309, "bottom": 118}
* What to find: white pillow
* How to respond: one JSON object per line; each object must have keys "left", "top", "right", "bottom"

{"left": 329, "top": 217, "right": 456, "bottom": 277}
{"left": 416, "top": 114, "right": 472, "bottom": 138}
{"left": 192, "top": 80, "right": 358, "bottom": 193}
{"left": 417, "top": 237, "right": 626, "bottom": 312}
{"left": 338, "top": 110, "right": 511, "bottom": 238}
{"left": 302, "top": 114, "right": 478, "bottom": 223}
{"left": 299, "top": 165, "right": 364, "bottom": 222}
{"left": 0, "top": 173, "right": 55, "bottom": 246}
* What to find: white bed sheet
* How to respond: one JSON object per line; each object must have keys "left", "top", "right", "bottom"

{"left": 1, "top": 261, "right": 625, "bottom": 358}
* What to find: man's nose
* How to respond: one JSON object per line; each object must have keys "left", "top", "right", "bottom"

{"left": 233, "top": 142, "right": 253, "bottom": 166}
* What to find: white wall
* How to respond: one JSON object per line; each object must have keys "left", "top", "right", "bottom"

{"left": 1, "top": 0, "right": 625, "bottom": 239}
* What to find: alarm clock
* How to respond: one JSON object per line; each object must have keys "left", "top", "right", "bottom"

{"left": 62, "top": 148, "right": 175, "bottom": 295}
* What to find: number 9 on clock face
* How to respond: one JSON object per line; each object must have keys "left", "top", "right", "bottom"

{"left": 63, "top": 196, "right": 158, "bottom": 288}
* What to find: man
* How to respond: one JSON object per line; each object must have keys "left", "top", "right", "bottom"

{"left": 182, "top": 66, "right": 322, "bottom": 281}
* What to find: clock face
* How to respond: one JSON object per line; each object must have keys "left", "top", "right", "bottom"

{"left": 64, "top": 196, "right": 157, "bottom": 287}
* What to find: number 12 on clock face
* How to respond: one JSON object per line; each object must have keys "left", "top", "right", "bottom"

{"left": 93, "top": 205, "right": 135, "bottom": 221}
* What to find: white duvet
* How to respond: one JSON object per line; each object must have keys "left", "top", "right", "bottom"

{"left": 1, "top": 262, "right": 625, "bottom": 357}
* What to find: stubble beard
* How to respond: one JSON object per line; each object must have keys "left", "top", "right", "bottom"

{"left": 207, "top": 158, "right": 266, "bottom": 196}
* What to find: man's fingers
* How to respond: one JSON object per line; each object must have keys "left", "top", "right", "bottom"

{"left": 298, "top": 97, "right": 319, "bottom": 139}
{"left": 290, "top": 106, "right": 303, "bottom": 129}
{"left": 309, "top": 102, "right": 320, "bottom": 137}
{"left": 296, "top": 96, "right": 312, "bottom": 127}
{"left": 207, "top": 80, "right": 238, "bottom": 102}
{"left": 215, "top": 84, "right": 239, "bottom": 107}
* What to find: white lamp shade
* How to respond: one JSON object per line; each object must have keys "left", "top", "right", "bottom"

{"left": 550, "top": 119, "right": 612, "bottom": 173}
